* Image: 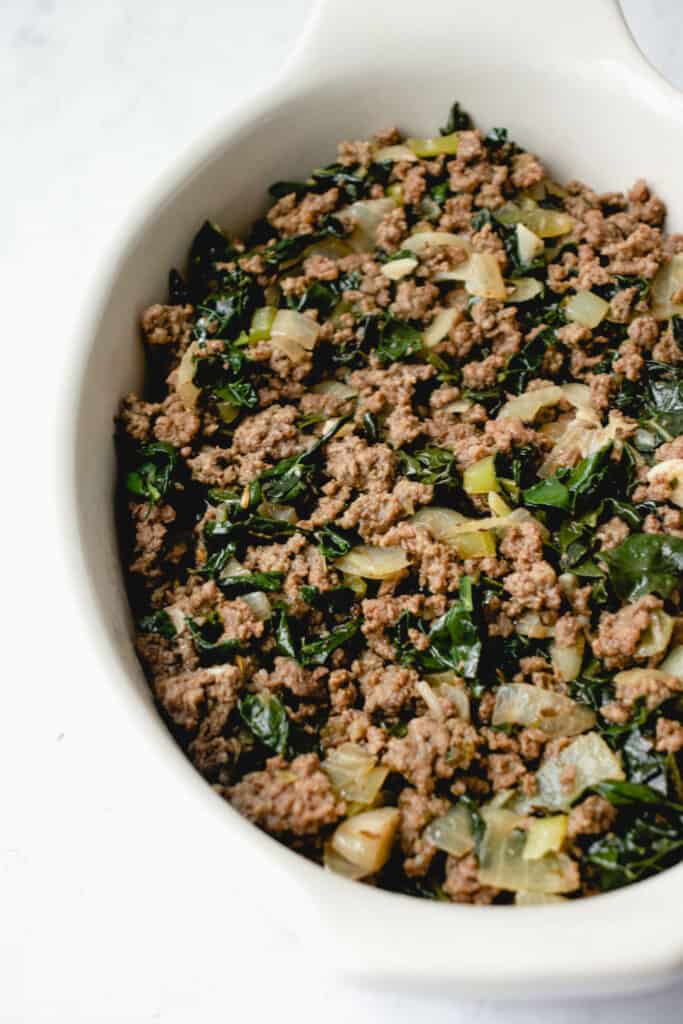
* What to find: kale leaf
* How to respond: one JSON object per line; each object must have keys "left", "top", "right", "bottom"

{"left": 300, "top": 619, "right": 360, "bottom": 667}
{"left": 523, "top": 446, "right": 613, "bottom": 515}
{"left": 216, "top": 571, "right": 284, "bottom": 597}
{"left": 138, "top": 609, "right": 177, "bottom": 639}
{"left": 238, "top": 693, "right": 290, "bottom": 755}
{"left": 391, "top": 578, "right": 481, "bottom": 678}
{"left": 586, "top": 782, "right": 683, "bottom": 890}
{"left": 299, "top": 585, "right": 357, "bottom": 614}
{"left": 376, "top": 319, "right": 424, "bottom": 364}
{"left": 273, "top": 605, "right": 298, "bottom": 659}
{"left": 602, "top": 533, "right": 683, "bottom": 601}
{"left": 258, "top": 415, "right": 349, "bottom": 504}
{"left": 397, "top": 446, "right": 458, "bottom": 488}
{"left": 125, "top": 442, "right": 178, "bottom": 504}
{"left": 186, "top": 220, "right": 238, "bottom": 300}
{"left": 315, "top": 524, "right": 358, "bottom": 559}
{"left": 616, "top": 361, "right": 683, "bottom": 442}
{"left": 185, "top": 616, "right": 240, "bottom": 666}
{"left": 441, "top": 101, "right": 472, "bottom": 134}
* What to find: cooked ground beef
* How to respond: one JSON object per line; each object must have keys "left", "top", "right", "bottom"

{"left": 117, "top": 102, "right": 683, "bottom": 906}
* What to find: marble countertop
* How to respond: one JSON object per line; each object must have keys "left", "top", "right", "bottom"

{"left": 3, "top": 1, "right": 683, "bottom": 1020}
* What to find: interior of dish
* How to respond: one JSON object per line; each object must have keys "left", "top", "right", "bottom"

{"left": 115, "top": 101, "right": 683, "bottom": 905}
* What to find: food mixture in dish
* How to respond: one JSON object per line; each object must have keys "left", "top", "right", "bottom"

{"left": 117, "top": 103, "right": 683, "bottom": 904}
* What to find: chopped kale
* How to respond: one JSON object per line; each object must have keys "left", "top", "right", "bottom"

{"left": 300, "top": 619, "right": 360, "bottom": 667}
{"left": 138, "top": 609, "right": 177, "bottom": 639}
{"left": 392, "top": 578, "right": 481, "bottom": 678}
{"left": 586, "top": 782, "right": 683, "bottom": 890}
{"left": 186, "top": 616, "right": 241, "bottom": 667}
{"left": 215, "top": 570, "right": 284, "bottom": 597}
{"left": 441, "top": 101, "right": 472, "bottom": 134}
{"left": 315, "top": 524, "right": 358, "bottom": 559}
{"left": 603, "top": 533, "right": 683, "bottom": 601}
{"left": 376, "top": 319, "right": 424, "bottom": 364}
{"left": 258, "top": 415, "right": 349, "bottom": 505}
{"left": 238, "top": 692, "right": 290, "bottom": 755}
{"left": 125, "top": 442, "right": 178, "bottom": 504}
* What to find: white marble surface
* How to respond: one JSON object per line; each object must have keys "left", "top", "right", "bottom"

{"left": 4, "top": 1, "right": 683, "bottom": 1021}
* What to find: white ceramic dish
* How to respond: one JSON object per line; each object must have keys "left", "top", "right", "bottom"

{"left": 66, "top": 0, "right": 683, "bottom": 998}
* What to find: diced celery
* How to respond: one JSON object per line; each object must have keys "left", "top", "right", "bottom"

{"left": 463, "top": 455, "right": 499, "bottom": 494}
{"left": 216, "top": 401, "right": 240, "bottom": 424}
{"left": 249, "top": 305, "right": 277, "bottom": 342}
{"left": 406, "top": 132, "right": 459, "bottom": 158}
{"left": 386, "top": 183, "right": 404, "bottom": 204}
{"left": 453, "top": 530, "right": 496, "bottom": 559}
{"left": 522, "top": 816, "right": 568, "bottom": 861}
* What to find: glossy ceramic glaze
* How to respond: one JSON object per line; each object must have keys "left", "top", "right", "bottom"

{"left": 65, "top": 0, "right": 683, "bottom": 997}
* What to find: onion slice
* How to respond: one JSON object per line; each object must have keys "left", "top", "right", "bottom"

{"left": 330, "top": 807, "right": 400, "bottom": 875}
{"left": 335, "top": 545, "right": 409, "bottom": 579}
{"left": 492, "top": 683, "right": 595, "bottom": 737}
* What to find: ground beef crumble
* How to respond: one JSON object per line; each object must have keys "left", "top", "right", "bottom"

{"left": 117, "top": 102, "right": 683, "bottom": 906}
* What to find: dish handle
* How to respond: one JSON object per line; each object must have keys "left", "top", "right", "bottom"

{"left": 282, "top": 0, "right": 680, "bottom": 98}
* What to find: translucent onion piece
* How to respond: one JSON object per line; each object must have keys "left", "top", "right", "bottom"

{"left": 425, "top": 671, "right": 471, "bottom": 721}
{"left": 409, "top": 506, "right": 468, "bottom": 542}
{"left": 416, "top": 679, "right": 445, "bottom": 719}
{"left": 550, "top": 636, "right": 585, "bottom": 682}
{"left": 634, "top": 609, "right": 674, "bottom": 659}
{"left": 324, "top": 842, "right": 367, "bottom": 881}
{"left": 302, "top": 238, "right": 353, "bottom": 262}
{"left": 311, "top": 379, "right": 358, "bottom": 400}
{"left": 492, "top": 683, "right": 595, "bottom": 737}
{"left": 560, "top": 382, "right": 596, "bottom": 416}
{"left": 463, "top": 455, "right": 499, "bottom": 494}
{"left": 522, "top": 733, "right": 624, "bottom": 812}
{"left": 495, "top": 200, "right": 573, "bottom": 238}
{"left": 497, "top": 385, "right": 563, "bottom": 422}
{"left": 538, "top": 408, "right": 628, "bottom": 479}
{"left": 444, "top": 398, "right": 473, "bottom": 414}
{"left": 381, "top": 257, "right": 418, "bottom": 281}
{"left": 565, "top": 290, "right": 610, "bottom": 329}
{"left": 522, "top": 207, "right": 574, "bottom": 238}
{"left": 257, "top": 502, "right": 298, "bottom": 524}
{"left": 176, "top": 342, "right": 201, "bottom": 410}
{"left": 477, "top": 808, "right": 578, "bottom": 893}
{"left": 661, "top": 644, "right": 683, "bottom": 682}
{"left": 522, "top": 816, "right": 568, "bottom": 861}
{"left": 330, "top": 807, "right": 401, "bottom": 874}
{"left": 373, "top": 144, "right": 418, "bottom": 162}
{"left": 514, "top": 612, "right": 554, "bottom": 639}
{"left": 241, "top": 591, "right": 272, "bottom": 621}
{"left": 322, "top": 743, "right": 388, "bottom": 804}
{"left": 403, "top": 231, "right": 470, "bottom": 255}
{"left": 613, "top": 668, "right": 681, "bottom": 705}
{"left": 514, "top": 890, "right": 567, "bottom": 906}
{"left": 516, "top": 223, "right": 544, "bottom": 265}
{"left": 424, "top": 804, "right": 474, "bottom": 857}
{"left": 335, "top": 545, "right": 409, "bottom": 579}
{"left": 342, "top": 197, "right": 396, "bottom": 252}
{"left": 424, "top": 308, "right": 458, "bottom": 348}
{"left": 651, "top": 253, "right": 683, "bottom": 320}
{"left": 464, "top": 253, "right": 507, "bottom": 301}
{"left": 647, "top": 459, "right": 683, "bottom": 509}
{"left": 271, "top": 309, "right": 319, "bottom": 351}
{"left": 505, "top": 277, "right": 543, "bottom": 303}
